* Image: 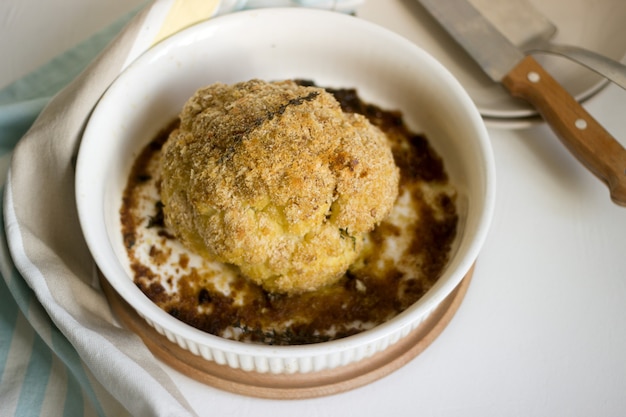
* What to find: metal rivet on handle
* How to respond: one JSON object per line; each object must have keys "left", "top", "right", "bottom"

{"left": 575, "top": 119, "right": 588, "bottom": 130}
{"left": 527, "top": 72, "right": 541, "bottom": 83}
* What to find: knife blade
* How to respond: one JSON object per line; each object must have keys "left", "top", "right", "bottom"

{"left": 417, "top": 0, "right": 626, "bottom": 206}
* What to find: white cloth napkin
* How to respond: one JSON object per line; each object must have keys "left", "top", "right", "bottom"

{"left": 2, "top": 1, "right": 362, "bottom": 415}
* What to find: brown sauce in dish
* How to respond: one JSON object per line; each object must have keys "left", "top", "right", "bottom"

{"left": 120, "top": 83, "right": 458, "bottom": 345}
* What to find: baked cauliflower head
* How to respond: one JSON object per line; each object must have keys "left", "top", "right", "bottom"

{"left": 160, "top": 79, "right": 399, "bottom": 294}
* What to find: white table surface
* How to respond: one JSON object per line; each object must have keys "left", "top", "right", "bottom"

{"left": 3, "top": 1, "right": 625, "bottom": 416}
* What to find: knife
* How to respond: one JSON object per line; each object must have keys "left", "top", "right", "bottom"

{"left": 417, "top": 0, "right": 626, "bottom": 206}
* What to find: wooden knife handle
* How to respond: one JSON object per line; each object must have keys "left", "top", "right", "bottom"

{"left": 502, "top": 55, "right": 626, "bottom": 206}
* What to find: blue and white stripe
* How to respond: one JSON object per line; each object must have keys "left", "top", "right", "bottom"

{"left": 0, "top": 8, "right": 141, "bottom": 416}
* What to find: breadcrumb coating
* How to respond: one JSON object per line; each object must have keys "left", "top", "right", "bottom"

{"left": 160, "top": 79, "right": 399, "bottom": 294}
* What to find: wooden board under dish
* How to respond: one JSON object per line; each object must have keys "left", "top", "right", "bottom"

{"left": 100, "top": 265, "right": 473, "bottom": 399}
